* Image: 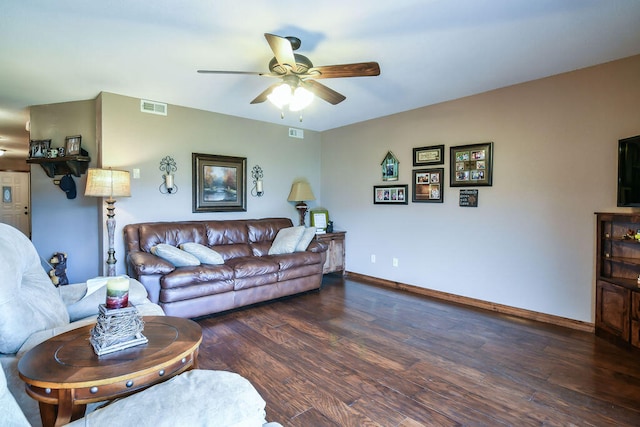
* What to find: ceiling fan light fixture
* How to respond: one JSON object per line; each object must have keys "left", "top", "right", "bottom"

{"left": 289, "top": 86, "right": 314, "bottom": 112}
{"left": 267, "top": 83, "right": 293, "bottom": 109}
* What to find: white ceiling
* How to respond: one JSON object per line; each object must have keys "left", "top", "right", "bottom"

{"left": 1, "top": 0, "right": 640, "bottom": 159}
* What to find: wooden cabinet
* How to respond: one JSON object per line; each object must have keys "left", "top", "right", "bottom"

{"left": 595, "top": 212, "right": 640, "bottom": 348}
{"left": 315, "top": 231, "right": 346, "bottom": 275}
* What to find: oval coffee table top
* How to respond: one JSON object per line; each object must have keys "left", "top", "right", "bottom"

{"left": 18, "top": 316, "right": 202, "bottom": 388}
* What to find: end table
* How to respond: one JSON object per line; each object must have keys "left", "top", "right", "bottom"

{"left": 18, "top": 316, "right": 202, "bottom": 427}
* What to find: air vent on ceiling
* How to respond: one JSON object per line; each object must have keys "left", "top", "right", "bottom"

{"left": 140, "top": 99, "right": 167, "bottom": 116}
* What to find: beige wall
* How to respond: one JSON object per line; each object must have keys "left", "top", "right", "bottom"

{"left": 27, "top": 55, "right": 640, "bottom": 322}
{"left": 29, "top": 99, "right": 99, "bottom": 281}
{"left": 98, "top": 92, "right": 322, "bottom": 275}
{"left": 321, "top": 55, "right": 640, "bottom": 323}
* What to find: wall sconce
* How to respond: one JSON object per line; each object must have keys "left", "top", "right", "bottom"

{"left": 159, "top": 156, "right": 177, "bottom": 194}
{"left": 251, "top": 165, "right": 264, "bottom": 197}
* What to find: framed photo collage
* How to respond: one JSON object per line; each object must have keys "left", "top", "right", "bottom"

{"left": 374, "top": 142, "right": 493, "bottom": 206}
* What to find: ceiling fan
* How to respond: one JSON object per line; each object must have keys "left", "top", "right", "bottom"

{"left": 197, "top": 33, "right": 380, "bottom": 113}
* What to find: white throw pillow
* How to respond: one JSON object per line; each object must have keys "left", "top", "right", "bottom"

{"left": 295, "top": 227, "right": 317, "bottom": 252}
{"left": 268, "top": 226, "right": 305, "bottom": 255}
{"left": 151, "top": 244, "right": 200, "bottom": 267}
{"left": 180, "top": 242, "right": 224, "bottom": 265}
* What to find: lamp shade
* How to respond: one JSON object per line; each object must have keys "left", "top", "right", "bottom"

{"left": 85, "top": 168, "right": 131, "bottom": 198}
{"left": 287, "top": 181, "right": 315, "bottom": 202}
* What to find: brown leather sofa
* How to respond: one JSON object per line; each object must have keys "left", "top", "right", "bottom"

{"left": 123, "top": 218, "right": 327, "bottom": 318}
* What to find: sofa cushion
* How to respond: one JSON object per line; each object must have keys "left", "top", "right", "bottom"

{"left": 0, "top": 358, "right": 31, "bottom": 426}
{"left": 268, "top": 226, "right": 305, "bottom": 255}
{"left": 161, "top": 265, "right": 235, "bottom": 289}
{"left": 267, "top": 251, "right": 323, "bottom": 270}
{"left": 0, "top": 224, "right": 70, "bottom": 354}
{"left": 138, "top": 222, "right": 208, "bottom": 253}
{"left": 247, "top": 217, "right": 294, "bottom": 243}
{"left": 295, "top": 227, "right": 317, "bottom": 252}
{"left": 213, "top": 243, "right": 253, "bottom": 260}
{"left": 226, "top": 257, "right": 280, "bottom": 279}
{"left": 179, "top": 242, "right": 224, "bottom": 265}
{"left": 68, "top": 370, "right": 268, "bottom": 427}
{"left": 151, "top": 244, "right": 201, "bottom": 267}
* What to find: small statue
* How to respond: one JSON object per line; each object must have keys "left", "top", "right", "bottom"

{"left": 49, "top": 252, "right": 69, "bottom": 286}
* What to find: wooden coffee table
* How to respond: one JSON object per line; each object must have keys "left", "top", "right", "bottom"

{"left": 18, "top": 316, "right": 202, "bottom": 427}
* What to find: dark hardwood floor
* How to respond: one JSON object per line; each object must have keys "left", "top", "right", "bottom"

{"left": 196, "top": 275, "right": 640, "bottom": 426}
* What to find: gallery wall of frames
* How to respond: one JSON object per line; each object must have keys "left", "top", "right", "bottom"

{"left": 373, "top": 142, "right": 493, "bottom": 206}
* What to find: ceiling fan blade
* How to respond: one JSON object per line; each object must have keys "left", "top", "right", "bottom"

{"left": 264, "top": 33, "right": 297, "bottom": 72}
{"left": 301, "top": 80, "right": 346, "bottom": 105}
{"left": 307, "top": 62, "right": 380, "bottom": 79}
{"left": 197, "top": 70, "right": 278, "bottom": 77}
{"left": 250, "top": 82, "right": 282, "bottom": 104}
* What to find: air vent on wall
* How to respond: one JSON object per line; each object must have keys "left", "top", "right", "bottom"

{"left": 140, "top": 99, "right": 167, "bottom": 116}
{"left": 288, "top": 128, "right": 304, "bottom": 139}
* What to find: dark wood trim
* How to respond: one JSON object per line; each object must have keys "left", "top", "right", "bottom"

{"left": 345, "top": 271, "right": 594, "bottom": 333}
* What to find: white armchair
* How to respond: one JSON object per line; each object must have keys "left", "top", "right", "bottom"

{"left": 0, "top": 224, "right": 280, "bottom": 427}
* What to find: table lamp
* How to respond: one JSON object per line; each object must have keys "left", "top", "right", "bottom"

{"left": 287, "top": 180, "right": 315, "bottom": 226}
{"left": 85, "top": 168, "right": 131, "bottom": 276}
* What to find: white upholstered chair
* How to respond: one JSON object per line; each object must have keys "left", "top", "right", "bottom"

{"left": 0, "top": 223, "right": 281, "bottom": 427}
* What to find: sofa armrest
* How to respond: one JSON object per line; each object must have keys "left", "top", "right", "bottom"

{"left": 128, "top": 252, "right": 175, "bottom": 276}
{"left": 307, "top": 241, "right": 328, "bottom": 253}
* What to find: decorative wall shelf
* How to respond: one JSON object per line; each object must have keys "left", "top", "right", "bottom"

{"left": 27, "top": 154, "right": 91, "bottom": 178}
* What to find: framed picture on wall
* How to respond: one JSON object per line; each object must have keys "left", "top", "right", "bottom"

{"left": 413, "top": 144, "right": 444, "bottom": 166}
{"left": 449, "top": 142, "right": 494, "bottom": 187}
{"left": 412, "top": 168, "right": 444, "bottom": 203}
{"left": 373, "top": 184, "right": 408, "bottom": 205}
{"left": 192, "top": 153, "right": 247, "bottom": 212}
{"left": 381, "top": 151, "right": 399, "bottom": 181}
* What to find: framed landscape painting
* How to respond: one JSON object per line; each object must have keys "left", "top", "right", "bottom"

{"left": 192, "top": 153, "right": 247, "bottom": 212}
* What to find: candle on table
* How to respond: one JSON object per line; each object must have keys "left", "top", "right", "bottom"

{"left": 106, "top": 276, "right": 130, "bottom": 309}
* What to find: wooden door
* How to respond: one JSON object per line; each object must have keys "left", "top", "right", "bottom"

{"left": 0, "top": 171, "right": 30, "bottom": 236}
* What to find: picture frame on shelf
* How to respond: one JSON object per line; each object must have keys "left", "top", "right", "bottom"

{"left": 413, "top": 144, "right": 444, "bottom": 166}
{"left": 373, "top": 184, "right": 408, "bottom": 205}
{"left": 192, "top": 153, "right": 247, "bottom": 213}
{"left": 29, "top": 139, "right": 51, "bottom": 158}
{"left": 310, "top": 209, "right": 329, "bottom": 232}
{"left": 412, "top": 168, "right": 444, "bottom": 203}
{"left": 449, "top": 142, "right": 494, "bottom": 187}
{"left": 64, "top": 135, "right": 82, "bottom": 156}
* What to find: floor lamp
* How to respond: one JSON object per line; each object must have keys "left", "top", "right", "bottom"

{"left": 287, "top": 180, "right": 315, "bottom": 226}
{"left": 85, "top": 168, "right": 131, "bottom": 276}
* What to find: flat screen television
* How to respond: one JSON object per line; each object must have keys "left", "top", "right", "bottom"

{"left": 617, "top": 135, "right": 640, "bottom": 207}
